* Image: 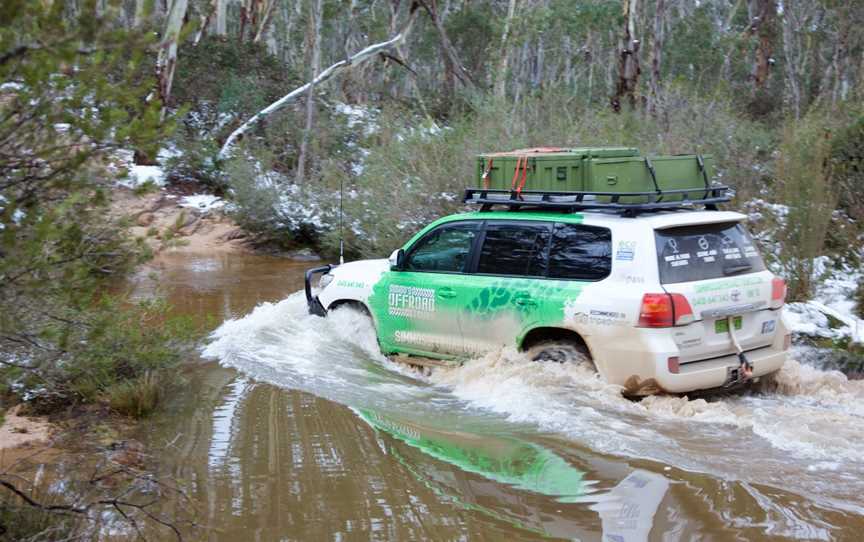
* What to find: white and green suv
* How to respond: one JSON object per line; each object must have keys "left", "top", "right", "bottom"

{"left": 305, "top": 209, "right": 790, "bottom": 396}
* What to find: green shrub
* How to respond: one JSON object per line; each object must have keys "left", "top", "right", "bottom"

{"left": 104, "top": 371, "right": 164, "bottom": 418}
{"left": 775, "top": 110, "right": 842, "bottom": 300}
{"left": 831, "top": 115, "right": 864, "bottom": 220}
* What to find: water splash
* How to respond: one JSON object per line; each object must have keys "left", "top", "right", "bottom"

{"left": 202, "top": 292, "right": 864, "bottom": 512}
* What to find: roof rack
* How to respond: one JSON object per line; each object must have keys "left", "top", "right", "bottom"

{"left": 463, "top": 185, "right": 732, "bottom": 217}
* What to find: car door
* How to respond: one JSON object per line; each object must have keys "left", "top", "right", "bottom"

{"left": 458, "top": 220, "right": 553, "bottom": 354}
{"left": 373, "top": 221, "right": 480, "bottom": 358}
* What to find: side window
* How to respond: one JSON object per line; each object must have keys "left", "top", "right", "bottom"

{"left": 405, "top": 222, "right": 478, "bottom": 273}
{"left": 548, "top": 224, "right": 612, "bottom": 280}
{"left": 476, "top": 222, "right": 551, "bottom": 277}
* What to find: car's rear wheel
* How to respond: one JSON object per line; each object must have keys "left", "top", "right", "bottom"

{"left": 527, "top": 340, "right": 593, "bottom": 368}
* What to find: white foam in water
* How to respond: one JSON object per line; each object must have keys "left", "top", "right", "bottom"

{"left": 203, "top": 294, "right": 864, "bottom": 510}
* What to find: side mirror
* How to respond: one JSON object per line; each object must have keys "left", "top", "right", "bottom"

{"left": 389, "top": 248, "right": 405, "bottom": 271}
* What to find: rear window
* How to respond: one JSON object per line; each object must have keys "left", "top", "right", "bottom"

{"left": 477, "top": 222, "right": 551, "bottom": 277}
{"left": 548, "top": 224, "right": 612, "bottom": 281}
{"left": 655, "top": 222, "right": 766, "bottom": 284}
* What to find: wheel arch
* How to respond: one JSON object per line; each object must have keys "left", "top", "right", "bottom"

{"left": 519, "top": 327, "right": 593, "bottom": 359}
{"left": 327, "top": 299, "right": 372, "bottom": 316}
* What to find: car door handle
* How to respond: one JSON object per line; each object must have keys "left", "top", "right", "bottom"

{"left": 437, "top": 287, "right": 457, "bottom": 299}
{"left": 514, "top": 295, "right": 537, "bottom": 307}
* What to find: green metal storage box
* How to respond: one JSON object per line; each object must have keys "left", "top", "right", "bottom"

{"left": 476, "top": 147, "right": 715, "bottom": 202}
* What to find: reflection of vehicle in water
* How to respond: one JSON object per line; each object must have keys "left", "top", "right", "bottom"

{"left": 592, "top": 470, "right": 670, "bottom": 542}
{"left": 355, "top": 409, "right": 670, "bottom": 540}
{"left": 355, "top": 409, "right": 587, "bottom": 498}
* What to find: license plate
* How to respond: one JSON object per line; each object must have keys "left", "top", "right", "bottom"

{"left": 715, "top": 316, "right": 743, "bottom": 334}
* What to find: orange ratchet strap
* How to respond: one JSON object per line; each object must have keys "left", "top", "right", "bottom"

{"left": 515, "top": 156, "right": 529, "bottom": 197}
{"left": 482, "top": 158, "right": 494, "bottom": 189}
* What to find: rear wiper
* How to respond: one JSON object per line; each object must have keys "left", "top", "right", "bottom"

{"left": 723, "top": 263, "right": 753, "bottom": 276}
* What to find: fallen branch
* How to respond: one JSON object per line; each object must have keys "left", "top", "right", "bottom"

{"left": 218, "top": 3, "right": 420, "bottom": 159}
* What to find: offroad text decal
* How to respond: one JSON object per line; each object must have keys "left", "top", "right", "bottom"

{"left": 388, "top": 285, "right": 436, "bottom": 319}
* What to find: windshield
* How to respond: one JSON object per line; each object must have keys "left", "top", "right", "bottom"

{"left": 654, "top": 222, "right": 766, "bottom": 284}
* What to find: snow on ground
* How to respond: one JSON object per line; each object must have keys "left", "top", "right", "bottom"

{"left": 747, "top": 198, "right": 862, "bottom": 343}
{"left": 335, "top": 102, "right": 378, "bottom": 136}
{"left": 110, "top": 148, "right": 169, "bottom": 189}
{"left": 119, "top": 165, "right": 167, "bottom": 188}
{"left": 179, "top": 194, "right": 225, "bottom": 213}
{"left": 786, "top": 262, "right": 864, "bottom": 343}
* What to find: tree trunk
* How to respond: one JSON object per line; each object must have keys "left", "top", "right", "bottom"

{"left": 194, "top": 0, "right": 218, "bottom": 45}
{"left": 296, "top": 0, "right": 323, "bottom": 185}
{"left": 220, "top": 5, "right": 421, "bottom": 158}
{"left": 419, "top": 0, "right": 478, "bottom": 90}
{"left": 214, "top": 0, "right": 227, "bottom": 35}
{"left": 647, "top": 0, "right": 665, "bottom": 115}
{"left": 748, "top": 0, "right": 777, "bottom": 92}
{"left": 253, "top": 0, "right": 278, "bottom": 43}
{"left": 611, "top": 0, "right": 641, "bottom": 112}
{"left": 493, "top": 0, "right": 518, "bottom": 100}
{"left": 133, "top": 0, "right": 148, "bottom": 27}
{"left": 156, "top": 0, "right": 189, "bottom": 120}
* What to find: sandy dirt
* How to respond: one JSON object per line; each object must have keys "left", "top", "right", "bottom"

{"left": 0, "top": 405, "right": 53, "bottom": 451}
{"left": 111, "top": 186, "right": 251, "bottom": 255}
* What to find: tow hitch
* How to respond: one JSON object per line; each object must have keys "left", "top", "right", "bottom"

{"left": 304, "top": 265, "right": 332, "bottom": 317}
{"left": 724, "top": 315, "right": 753, "bottom": 387}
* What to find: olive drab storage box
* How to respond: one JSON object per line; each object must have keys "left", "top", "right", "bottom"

{"left": 476, "top": 147, "right": 716, "bottom": 203}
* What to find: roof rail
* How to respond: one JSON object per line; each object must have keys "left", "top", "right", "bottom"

{"left": 463, "top": 186, "right": 732, "bottom": 217}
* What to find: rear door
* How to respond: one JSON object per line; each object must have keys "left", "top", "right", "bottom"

{"left": 653, "top": 221, "right": 780, "bottom": 361}
{"left": 457, "top": 220, "right": 553, "bottom": 353}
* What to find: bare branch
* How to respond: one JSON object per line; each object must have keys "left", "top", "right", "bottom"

{"left": 218, "top": 5, "right": 420, "bottom": 159}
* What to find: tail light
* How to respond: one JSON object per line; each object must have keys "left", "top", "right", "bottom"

{"left": 771, "top": 277, "right": 787, "bottom": 308}
{"left": 783, "top": 333, "right": 792, "bottom": 350}
{"left": 638, "top": 293, "right": 694, "bottom": 328}
{"left": 667, "top": 356, "right": 680, "bottom": 374}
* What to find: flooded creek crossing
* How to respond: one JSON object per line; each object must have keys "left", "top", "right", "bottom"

{"left": 130, "top": 252, "right": 864, "bottom": 541}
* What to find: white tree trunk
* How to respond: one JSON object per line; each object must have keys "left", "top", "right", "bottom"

{"left": 296, "top": 0, "right": 323, "bottom": 184}
{"left": 215, "top": 0, "right": 228, "bottom": 35}
{"left": 494, "top": 0, "right": 518, "bottom": 100}
{"left": 156, "top": 0, "right": 189, "bottom": 120}
{"left": 219, "top": 8, "right": 421, "bottom": 159}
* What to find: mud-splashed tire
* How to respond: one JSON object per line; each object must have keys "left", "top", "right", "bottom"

{"left": 527, "top": 340, "right": 594, "bottom": 370}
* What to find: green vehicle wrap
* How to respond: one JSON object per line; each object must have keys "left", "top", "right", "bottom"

{"left": 365, "top": 212, "right": 588, "bottom": 359}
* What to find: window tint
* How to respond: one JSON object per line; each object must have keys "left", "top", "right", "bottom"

{"left": 477, "top": 222, "right": 551, "bottom": 277}
{"left": 548, "top": 224, "right": 612, "bottom": 280}
{"left": 655, "top": 222, "right": 766, "bottom": 284}
{"left": 405, "top": 222, "right": 478, "bottom": 273}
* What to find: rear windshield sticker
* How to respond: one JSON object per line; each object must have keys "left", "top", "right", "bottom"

{"left": 664, "top": 253, "right": 691, "bottom": 267}
{"left": 722, "top": 247, "right": 742, "bottom": 260}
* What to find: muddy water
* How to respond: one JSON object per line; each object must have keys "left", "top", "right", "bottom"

{"left": 135, "top": 252, "right": 864, "bottom": 541}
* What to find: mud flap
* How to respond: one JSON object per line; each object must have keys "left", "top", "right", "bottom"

{"left": 723, "top": 315, "right": 754, "bottom": 388}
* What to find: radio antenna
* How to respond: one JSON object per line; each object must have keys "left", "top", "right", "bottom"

{"left": 339, "top": 177, "right": 345, "bottom": 265}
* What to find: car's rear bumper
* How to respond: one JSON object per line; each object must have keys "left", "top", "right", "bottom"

{"left": 659, "top": 345, "right": 787, "bottom": 393}
{"left": 590, "top": 320, "right": 790, "bottom": 395}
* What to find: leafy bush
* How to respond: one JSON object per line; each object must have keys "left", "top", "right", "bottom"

{"left": 775, "top": 111, "right": 839, "bottom": 300}
{"left": 104, "top": 371, "right": 164, "bottom": 418}
{"left": 831, "top": 115, "right": 864, "bottom": 220}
